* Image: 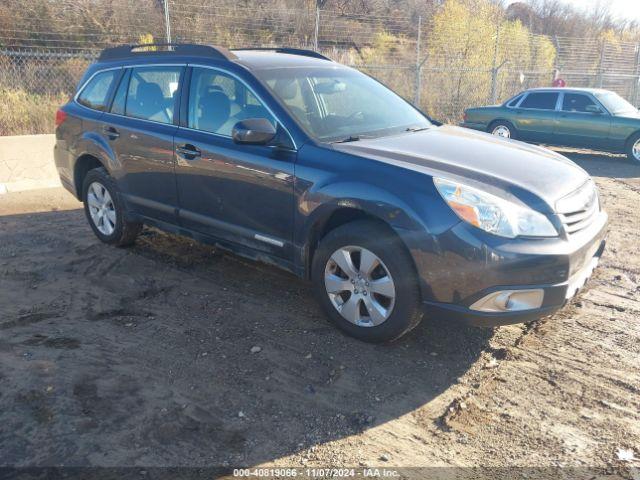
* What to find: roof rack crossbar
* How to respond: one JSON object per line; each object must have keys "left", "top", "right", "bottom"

{"left": 232, "top": 47, "right": 332, "bottom": 62}
{"left": 98, "top": 43, "right": 237, "bottom": 62}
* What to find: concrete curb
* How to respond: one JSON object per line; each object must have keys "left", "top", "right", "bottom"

{"left": 0, "top": 134, "right": 60, "bottom": 194}
{"left": 0, "top": 178, "right": 61, "bottom": 194}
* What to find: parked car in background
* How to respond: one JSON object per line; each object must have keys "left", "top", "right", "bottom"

{"left": 461, "top": 88, "right": 640, "bottom": 163}
{"left": 55, "top": 44, "right": 607, "bottom": 343}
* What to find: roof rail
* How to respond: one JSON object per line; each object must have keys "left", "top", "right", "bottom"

{"left": 232, "top": 47, "right": 332, "bottom": 62}
{"left": 98, "top": 43, "right": 238, "bottom": 62}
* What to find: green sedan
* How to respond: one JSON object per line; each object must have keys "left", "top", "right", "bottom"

{"left": 461, "top": 88, "right": 640, "bottom": 163}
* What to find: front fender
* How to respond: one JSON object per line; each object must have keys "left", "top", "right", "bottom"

{"left": 295, "top": 180, "right": 450, "bottom": 299}
{"left": 300, "top": 180, "right": 426, "bottom": 236}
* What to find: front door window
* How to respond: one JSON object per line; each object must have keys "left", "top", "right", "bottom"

{"left": 188, "top": 68, "right": 276, "bottom": 136}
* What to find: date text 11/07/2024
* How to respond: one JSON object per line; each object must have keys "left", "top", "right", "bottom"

{"left": 232, "top": 467, "right": 401, "bottom": 477}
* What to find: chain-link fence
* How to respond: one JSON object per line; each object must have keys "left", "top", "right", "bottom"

{"left": 1, "top": 0, "right": 639, "bottom": 135}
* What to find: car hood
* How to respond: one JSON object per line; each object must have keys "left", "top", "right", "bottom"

{"left": 333, "top": 125, "right": 590, "bottom": 211}
{"left": 615, "top": 110, "right": 640, "bottom": 119}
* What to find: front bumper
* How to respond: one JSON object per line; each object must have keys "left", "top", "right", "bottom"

{"left": 417, "top": 210, "right": 608, "bottom": 327}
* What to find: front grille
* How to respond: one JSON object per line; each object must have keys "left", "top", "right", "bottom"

{"left": 556, "top": 181, "right": 600, "bottom": 235}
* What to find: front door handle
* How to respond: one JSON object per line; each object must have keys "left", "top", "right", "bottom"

{"left": 102, "top": 125, "right": 120, "bottom": 139}
{"left": 176, "top": 144, "right": 201, "bottom": 158}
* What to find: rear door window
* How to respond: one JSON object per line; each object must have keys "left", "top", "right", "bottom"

{"left": 125, "top": 66, "right": 183, "bottom": 124}
{"left": 110, "top": 69, "right": 131, "bottom": 115}
{"left": 520, "top": 92, "right": 559, "bottom": 110}
{"left": 77, "top": 70, "right": 118, "bottom": 111}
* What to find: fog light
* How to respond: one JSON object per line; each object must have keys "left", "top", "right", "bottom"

{"left": 470, "top": 289, "right": 544, "bottom": 312}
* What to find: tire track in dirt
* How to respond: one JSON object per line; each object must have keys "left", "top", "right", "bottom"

{"left": 421, "top": 163, "right": 640, "bottom": 473}
{"left": 1, "top": 157, "right": 639, "bottom": 472}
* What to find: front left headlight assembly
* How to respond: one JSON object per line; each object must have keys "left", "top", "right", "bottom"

{"left": 434, "top": 178, "right": 558, "bottom": 239}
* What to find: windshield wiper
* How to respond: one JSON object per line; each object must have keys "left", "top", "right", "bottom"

{"left": 405, "top": 126, "right": 430, "bottom": 133}
{"left": 333, "top": 135, "right": 362, "bottom": 143}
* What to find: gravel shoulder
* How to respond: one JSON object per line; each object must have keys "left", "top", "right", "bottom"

{"left": 0, "top": 150, "right": 638, "bottom": 477}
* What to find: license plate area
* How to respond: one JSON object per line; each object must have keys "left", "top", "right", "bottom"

{"left": 565, "top": 239, "right": 605, "bottom": 300}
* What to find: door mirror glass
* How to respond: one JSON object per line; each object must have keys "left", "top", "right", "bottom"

{"left": 232, "top": 118, "right": 277, "bottom": 145}
{"left": 585, "top": 104, "right": 603, "bottom": 114}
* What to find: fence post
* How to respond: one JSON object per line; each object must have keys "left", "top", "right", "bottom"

{"left": 634, "top": 43, "right": 640, "bottom": 108}
{"left": 552, "top": 35, "right": 561, "bottom": 84}
{"left": 313, "top": 7, "right": 320, "bottom": 51}
{"left": 490, "top": 23, "right": 500, "bottom": 104}
{"left": 598, "top": 41, "right": 606, "bottom": 88}
{"left": 414, "top": 15, "right": 422, "bottom": 107}
{"left": 163, "top": 0, "right": 172, "bottom": 44}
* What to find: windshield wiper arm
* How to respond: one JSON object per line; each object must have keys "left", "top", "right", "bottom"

{"left": 333, "top": 135, "right": 362, "bottom": 143}
{"left": 405, "top": 126, "right": 430, "bottom": 133}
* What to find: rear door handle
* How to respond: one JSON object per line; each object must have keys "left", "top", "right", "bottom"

{"left": 176, "top": 144, "right": 201, "bottom": 158}
{"left": 102, "top": 126, "right": 120, "bottom": 139}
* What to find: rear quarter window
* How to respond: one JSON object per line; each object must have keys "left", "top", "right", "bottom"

{"left": 77, "top": 70, "right": 118, "bottom": 111}
{"left": 506, "top": 94, "right": 523, "bottom": 107}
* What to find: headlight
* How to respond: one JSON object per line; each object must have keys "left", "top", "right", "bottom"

{"left": 434, "top": 178, "right": 558, "bottom": 238}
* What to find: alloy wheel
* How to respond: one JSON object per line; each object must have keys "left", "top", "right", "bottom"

{"left": 87, "top": 181, "right": 116, "bottom": 236}
{"left": 324, "top": 246, "right": 396, "bottom": 327}
{"left": 492, "top": 125, "right": 511, "bottom": 138}
{"left": 633, "top": 138, "right": 640, "bottom": 161}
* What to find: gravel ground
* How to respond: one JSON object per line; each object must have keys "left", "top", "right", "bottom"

{"left": 0, "top": 149, "right": 638, "bottom": 478}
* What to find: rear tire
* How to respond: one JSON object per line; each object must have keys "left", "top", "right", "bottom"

{"left": 311, "top": 220, "right": 423, "bottom": 343}
{"left": 488, "top": 120, "right": 517, "bottom": 140}
{"left": 82, "top": 167, "right": 142, "bottom": 247}
{"left": 626, "top": 132, "right": 640, "bottom": 164}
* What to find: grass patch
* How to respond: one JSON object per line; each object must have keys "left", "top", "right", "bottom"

{"left": 0, "top": 88, "right": 69, "bottom": 136}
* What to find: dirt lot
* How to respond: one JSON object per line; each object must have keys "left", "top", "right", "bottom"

{"left": 0, "top": 149, "right": 638, "bottom": 478}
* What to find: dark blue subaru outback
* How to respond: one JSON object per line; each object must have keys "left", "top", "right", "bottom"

{"left": 54, "top": 44, "right": 607, "bottom": 342}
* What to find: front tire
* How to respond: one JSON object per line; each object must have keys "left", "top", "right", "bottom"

{"left": 488, "top": 120, "right": 516, "bottom": 140}
{"left": 82, "top": 167, "right": 142, "bottom": 247}
{"left": 311, "top": 220, "right": 423, "bottom": 343}
{"left": 626, "top": 132, "right": 640, "bottom": 164}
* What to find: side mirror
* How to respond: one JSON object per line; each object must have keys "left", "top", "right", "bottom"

{"left": 585, "top": 104, "right": 603, "bottom": 114}
{"left": 232, "top": 118, "right": 277, "bottom": 145}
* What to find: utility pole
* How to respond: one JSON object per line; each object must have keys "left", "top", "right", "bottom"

{"left": 163, "top": 0, "right": 172, "bottom": 44}
{"left": 414, "top": 16, "right": 422, "bottom": 107}
{"left": 598, "top": 41, "right": 606, "bottom": 88}
{"left": 313, "top": 7, "right": 320, "bottom": 51}
{"left": 633, "top": 43, "right": 640, "bottom": 108}
{"left": 490, "top": 24, "right": 500, "bottom": 104}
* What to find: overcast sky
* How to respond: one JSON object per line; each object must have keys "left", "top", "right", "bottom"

{"left": 568, "top": 0, "right": 640, "bottom": 22}
{"left": 507, "top": 0, "right": 640, "bottom": 23}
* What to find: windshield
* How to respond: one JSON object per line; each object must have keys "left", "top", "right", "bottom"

{"left": 594, "top": 91, "right": 637, "bottom": 115}
{"left": 255, "top": 66, "right": 431, "bottom": 141}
